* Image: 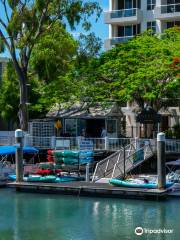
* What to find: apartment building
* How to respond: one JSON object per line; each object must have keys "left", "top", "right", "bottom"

{"left": 104, "top": 0, "right": 180, "bottom": 50}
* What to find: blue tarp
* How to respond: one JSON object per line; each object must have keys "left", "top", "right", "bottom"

{"left": 0, "top": 146, "right": 39, "bottom": 155}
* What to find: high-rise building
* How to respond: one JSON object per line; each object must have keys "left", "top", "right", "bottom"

{"left": 104, "top": 0, "right": 180, "bottom": 50}
{"left": 0, "top": 57, "right": 8, "bottom": 82}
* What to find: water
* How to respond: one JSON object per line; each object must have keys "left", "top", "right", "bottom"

{"left": 0, "top": 189, "right": 179, "bottom": 240}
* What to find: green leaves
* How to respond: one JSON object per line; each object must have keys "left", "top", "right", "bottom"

{"left": 0, "top": 37, "right": 5, "bottom": 52}
{"left": 81, "top": 31, "right": 180, "bottom": 109}
{"left": 7, "top": 0, "right": 19, "bottom": 9}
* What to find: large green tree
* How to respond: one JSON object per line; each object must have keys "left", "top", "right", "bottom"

{"left": 0, "top": 0, "right": 101, "bottom": 130}
{"left": 82, "top": 29, "right": 180, "bottom": 110}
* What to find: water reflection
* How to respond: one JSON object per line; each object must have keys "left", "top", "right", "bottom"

{"left": 0, "top": 189, "right": 179, "bottom": 240}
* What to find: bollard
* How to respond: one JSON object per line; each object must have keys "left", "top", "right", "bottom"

{"left": 15, "top": 129, "right": 24, "bottom": 182}
{"left": 157, "top": 133, "right": 166, "bottom": 189}
{"left": 86, "top": 163, "right": 90, "bottom": 182}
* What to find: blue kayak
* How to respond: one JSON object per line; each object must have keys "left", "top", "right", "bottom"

{"left": 109, "top": 178, "right": 174, "bottom": 189}
{"left": 55, "top": 176, "right": 84, "bottom": 183}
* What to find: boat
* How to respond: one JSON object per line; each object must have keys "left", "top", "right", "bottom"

{"left": 109, "top": 178, "right": 174, "bottom": 189}
{"left": 8, "top": 174, "right": 83, "bottom": 183}
{"left": 26, "top": 175, "right": 57, "bottom": 183}
{"left": 55, "top": 175, "right": 84, "bottom": 183}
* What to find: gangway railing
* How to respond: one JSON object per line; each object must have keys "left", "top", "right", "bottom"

{"left": 92, "top": 140, "right": 155, "bottom": 182}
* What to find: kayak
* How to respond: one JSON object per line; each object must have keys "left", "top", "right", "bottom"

{"left": 27, "top": 175, "right": 57, "bottom": 183}
{"left": 55, "top": 176, "right": 84, "bottom": 183}
{"left": 109, "top": 178, "right": 174, "bottom": 189}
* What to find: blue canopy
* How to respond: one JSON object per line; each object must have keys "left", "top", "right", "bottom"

{"left": 0, "top": 146, "right": 39, "bottom": 155}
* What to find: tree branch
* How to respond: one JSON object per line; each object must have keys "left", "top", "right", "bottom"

{"left": 0, "top": 29, "right": 10, "bottom": 51}
{"left": 2, "top": 0, "right": 10, "bottom": 23}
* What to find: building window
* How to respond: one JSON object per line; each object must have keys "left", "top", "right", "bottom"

{"left": 65, "top": 119, "right": 77, "bottom": 136}
{"left": 118, "top": 24, "right": 140, "bottom": 37}
{"left": 147, "top": 21, "right": 156, "bottom": 32}
{"left": 147, "top": 0, "right": 156, "bottom": 10}
{"left": 117, "top": 0, "right": 141, "bottom": 10}
{"left": 167, "top": 21, "right": 180, "bottom": 28}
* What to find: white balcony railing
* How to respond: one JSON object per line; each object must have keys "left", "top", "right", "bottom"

{"left": 155, "top": 3, "right": 180, "bottom": 19}
{"left": 111, "top": 36, "right": 133, "bottom": 44}
{"left": 104, "top": 8, "right": 142, "bottom": 24}
{"left": 161, "top": 3, "right": 180, "bottom": 14}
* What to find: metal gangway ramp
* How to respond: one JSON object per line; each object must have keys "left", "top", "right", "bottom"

{"left": 92, "top": 140, "right": 155, "bottom": 182}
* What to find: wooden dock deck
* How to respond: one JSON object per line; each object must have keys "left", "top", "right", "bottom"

{"left": 0, "top": 182, "right": 6, "bottom": 188}
{"left": 8, "top": 181, "right": 169, "bottom": 200}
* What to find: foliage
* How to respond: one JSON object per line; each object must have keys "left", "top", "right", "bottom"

{"left": 81, "top": 29, "right": 180, "bottom": 109}
{"left": 30, "top": 22, "right": 77, "bottom": 82}
{"left": 0, "top": 0, "right": 101, "bottom": 130}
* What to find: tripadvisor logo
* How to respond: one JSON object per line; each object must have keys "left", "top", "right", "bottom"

{"left": 135, "top": 227, "right": 174, "bottom": 236}
{"left": 135, "top": 227, "right": 144, "bottom": 236}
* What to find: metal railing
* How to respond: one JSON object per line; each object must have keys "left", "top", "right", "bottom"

{"left": 0, "top": 136, "right": 15, "bottom": 146}
{"left": 166, "top": 140, "right": 180, "bottom": 153}
{"left": 111, "top": 36, "right": 133, "bottom": 44}
{"left": 0, "top": 134, "right": 180, "bottom": 153}
{"left": 92, "top": 140, "right": 155, "bottom": 182}
{"left": 160, "top": 3, "right": 180, "bottom": 14}
{"left": 108, "top": 8, "right": 137, "bottom": 18}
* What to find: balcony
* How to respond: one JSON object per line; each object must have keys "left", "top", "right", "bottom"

{"left": 105, "top": 36, "right": 133, "bottom": 51}
{"left": 104, "top": 9, "right": 143, "bottom": 25}
{"left": 155, "top": 3, "right": 180, "bottom": 20}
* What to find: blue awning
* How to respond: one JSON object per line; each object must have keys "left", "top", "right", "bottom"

{"left": 0, "top": 146, "right": 39, "bottom": 155}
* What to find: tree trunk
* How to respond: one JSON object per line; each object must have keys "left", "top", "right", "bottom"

{"left": 18, "top": 79, "right": 28, "bottom": 131}
{"left": 11, "top": 55, "right": 29, "bottom": 131}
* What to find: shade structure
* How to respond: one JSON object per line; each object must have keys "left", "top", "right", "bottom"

{"left": 0, "top": 146, "right": 39, "bottom": 155}
{"left": 166, "top": 160, "right": 180, "bottom": 166}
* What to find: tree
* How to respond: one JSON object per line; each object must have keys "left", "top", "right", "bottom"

{"left": 83, "top": 30, "right": 180, "bottom": 110}
{"left": 0, "top": 0, "right": 101, "bottom": 130}
{"left": 0, "top": 61, "right": 43, "bottom": 127}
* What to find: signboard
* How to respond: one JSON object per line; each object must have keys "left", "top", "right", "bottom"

{"left": 56, "top": 139, "right": 70, "bottom": 149}
{"left": 136, "top": 108, "right": 161, "bottom": 124}
{"left": 79, "top": 140, "right": 93, "bottom": 150}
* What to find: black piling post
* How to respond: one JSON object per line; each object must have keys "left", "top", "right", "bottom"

{"left": 157, "top": 133, "right": 166, "bottom": 189}
{"left": 15, "top": 129, "right": 24, "bottom": 182}
{"left": 123, "top": 145, "right": 126, "bottom": 180}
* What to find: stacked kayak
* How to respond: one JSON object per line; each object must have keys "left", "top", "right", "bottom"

{"left": 109, "top": 178, "right": 174, "bottom": 189}
{"left": 8, "top": 174, "right": 83, "bottom": 183}
{"left": 53, "top": 150, "right": 94, "bottom": 165}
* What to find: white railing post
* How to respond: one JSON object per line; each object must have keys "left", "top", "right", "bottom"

{"left": 105, "top": 137, "right": 109, "bottom": 150}
{"left": 24, "top": 133, "right": 28, "bottom": 146}
{"left": 51, "top": 136, "right": 56, "bottom": 149}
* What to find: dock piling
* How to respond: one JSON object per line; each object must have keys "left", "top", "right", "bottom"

{"left": 157, "top": 133, "right": 166, "bottom": 190}
{"left": 15, "top": 129, "right": 24, "bottom": 182}
{"left": 86, "top": 163, "right": 90, "bottom": 182}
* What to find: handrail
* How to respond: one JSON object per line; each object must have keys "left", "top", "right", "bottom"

{"left": 157, "top": 3, "right": 180, "bottom": 7}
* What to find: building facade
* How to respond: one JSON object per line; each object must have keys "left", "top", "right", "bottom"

{"left": 104, "top": 0, "right": 180, "bottom": 50}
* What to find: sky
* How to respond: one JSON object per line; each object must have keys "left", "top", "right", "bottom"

{"left": 0, "top": 0, "right": 109, "bottom": 57}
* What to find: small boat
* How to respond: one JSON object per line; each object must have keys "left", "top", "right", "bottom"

{"left": 27, "top": 175, "right": 57, "bottom": 183}
{"left": 109, "top": 178, "right": 174, "bottom": 189}
{"left": 55, "top": 175, "right": 84, "bottom": 183}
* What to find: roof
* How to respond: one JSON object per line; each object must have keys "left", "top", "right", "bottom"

{"left": 47, "top": 102, "right": 123, "bottom": 119}
{"left": 0, "top": 146, "right": 39, "bottom": 155}
{"left": 166, "top": 160, "right": 180, "bottom": 166}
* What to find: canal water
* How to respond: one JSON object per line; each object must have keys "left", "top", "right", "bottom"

{"left": 0, "top": 189, "right": 179, "bottom": 240}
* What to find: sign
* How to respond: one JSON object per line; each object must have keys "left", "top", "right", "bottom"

{"left": 54, "top": 120, "right": 62, "bottom": 129}
{"left": 136, "top": 108, "right": 161, "bottom": 124}
{"left": 79, "top": 140, "right": 93, "bottom": 150}
{"left": 56, "top": 139, "right": 70, "bottom": 149}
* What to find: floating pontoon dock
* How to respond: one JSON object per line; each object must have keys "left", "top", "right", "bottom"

{"left": 8, "top": 181, "right": 169, "bottom": 200}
